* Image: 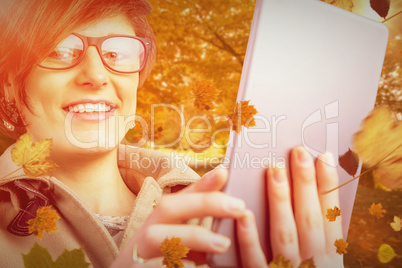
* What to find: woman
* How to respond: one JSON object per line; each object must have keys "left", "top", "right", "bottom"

{"left": 0, "top": 0, "right": 343, "bottom": 267}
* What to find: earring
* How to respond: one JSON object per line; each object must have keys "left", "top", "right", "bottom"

{"left": 1, "top": 83, "right": 20, "bottom": 132}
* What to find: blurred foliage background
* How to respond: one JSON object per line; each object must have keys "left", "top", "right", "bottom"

{"left": 0, "top": 0, "right": 401, "bottom": 266}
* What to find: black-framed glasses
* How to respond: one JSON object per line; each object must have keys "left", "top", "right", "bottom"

{"left": 38, "top": 33, "right": 151, "bottom": 73}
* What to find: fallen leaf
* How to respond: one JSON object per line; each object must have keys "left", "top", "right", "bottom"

{"left": 298, "top": 257, "right": 316, "bottom": 268}
{"left": 22, "top": 243, "right": 90, "bottom": 268}
{"left": 191, "top": 80, "right": 220, "bottom": 111}
{"left": 228, "top": 100, "right": 258, "bottom": 134}
{"left": 334, "top": 238, "right": 348, "bottom": 255}
{"left": 27, "top": 205, "right": 60, "bottom": 239}
{"left": 321, "top": 0, "right": 354, "bottom": 11}
{"left": 369, "top": 203, "right": 386, "bottom": 219}
{"left": 326, "top": 206, "right": 341, "bottom": 222}
{"left": 353, "top": 105, "right": 402, "bottom": 190}
{"left": 269, "top": 254, "right": 292, "bottom": 268}
{"left": 160, "top": 237, "right": 190, "bottom": 268}
{"left": 370, "top": 0, "right": 390, "bottom": 19}
{"left": 390, "top": 216, "right": 401, "bottom": 232}
{"left": 11, "top": 133, "right": 58, "bottom": 177}
{"left": 378, "top": 244, "right": 397, "bottom": 263}
{"left": 338, "top": 148, "right": 360, "bottom": 176}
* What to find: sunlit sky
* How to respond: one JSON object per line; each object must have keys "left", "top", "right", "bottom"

{"left": 353, "top": 0, "right": 402, "bottom": 37}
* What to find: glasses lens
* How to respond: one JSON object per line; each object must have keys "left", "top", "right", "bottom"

{"left": 39, "top": 35, "right": 84, "bottom": 69}
{"left": 101, "top": 37, "right": 145, "bottom": 72}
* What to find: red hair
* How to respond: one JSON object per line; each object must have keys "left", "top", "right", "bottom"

{"left": 0, "top": 0, "right": 157, "bottom": 139}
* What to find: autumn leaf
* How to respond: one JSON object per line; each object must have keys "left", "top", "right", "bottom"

{"left": 326, "top": 206, "right": 341, "bottom": 222}
{"left": 228, "top": 100, "right": 258, "bottom": 134}
{"left": 298, "top": 257, "right": 316, "bottom": 268}
{"left": 377, "top": 244, "right": 397, "bottom": 263}
{"left": 338, "top": 148, "right": 359, "bottom": 176}
{"left": 353, "top": 105, "right": 402, "bottom": 190}
{"left": 321, "top": 0, "right": 354, "bottom": 11}
{"left": 191, "top": 80, "right": 220, "bottom": 111}
{"left": 390, "top": 216, "right": 402, "bottom": 232}
{"left": 370, "top": 0, "right": 390, "bottom": 19}
{"left": 22, "top": 243, "right": 90, "bottom": 268}
{"left": 334, "top": 238, "right": 348, "bottom": 255}
{"left": 11, "top": 133, "right": 58, "bottom": 178}
{"left": 27, "top": 205, "right": 60, "bottom": 239}
{"left": 269, "top": 254, "right": 292, "bottom": 268}
{"left": 369, "top": 203, "right": 386, "bottom": 219}
{"left": 160, "top": 237, "right": 190, "bottom": 268}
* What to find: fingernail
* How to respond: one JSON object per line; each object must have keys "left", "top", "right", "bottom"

{"left": 320, "top": 152, "right": 335, "bottom": 166}
{"left": 224, "top": 197, "right": 245, "bottom": 213}
{"left": 296, "top": 147, "right": 311, "bottom": 164}
{"left": 272, "top": 167, "right": 286, "bottom": 183}
{"left": 212, "top": 235, "right": 231, "bottom": 252}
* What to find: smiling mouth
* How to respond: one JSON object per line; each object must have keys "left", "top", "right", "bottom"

{"left": 64, "top": 103, "right": 115, "bottom": 113}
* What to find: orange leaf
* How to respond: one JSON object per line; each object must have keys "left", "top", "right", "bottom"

{"left": 334, "top": 238, "right": 348, "bottom": 255}
{"left": 160, "top": 237, "right": 190, "bottom": 268}
{"left": 326, "top": 206, "right": 341, "bottom": 222}
{"left": 369, "top": 203, "right": 386, "bottom": 219}
{"left": 298, "top": 257, "right": 316, "bottom": 268}
{"left": 191, "top": 80, "right": 220, "bottom": 111}
{"left": 228, "top": 100, "right": 258, "bottom": 134}
{"left": 269, "top": 254, "right": 292, "bottom": 268}
{"left": 27, "top": 205, "right": 60, "bottom": 239}
{"left": 338, "top": 148, "right": 359, "bottom": 176}
{"left": 11, "top": 133, "right": 58, "bottom": 177}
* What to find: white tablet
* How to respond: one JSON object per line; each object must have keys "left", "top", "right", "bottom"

{"left": 208, "top": 0, "right": 388, "bottom": 267}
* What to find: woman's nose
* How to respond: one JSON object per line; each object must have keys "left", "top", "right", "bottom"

{"left": 75, "top": 46, "right": 109, "bottom": 89}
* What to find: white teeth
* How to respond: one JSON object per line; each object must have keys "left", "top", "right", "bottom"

{"left": 78, "top": 104, "right": 85, "bottom": 113}
{"left": 68, "top": 103, "right": 113, "bottom": 113}
{"left": 85, "top": 103, "right": 94, "bottom": 112}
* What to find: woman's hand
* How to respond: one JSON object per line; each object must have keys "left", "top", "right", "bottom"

{"left": 237, "top": 147, "right": 344, "bottom": 267}
{"left": 112, "top": 166, "right": 247, "bottom": 267}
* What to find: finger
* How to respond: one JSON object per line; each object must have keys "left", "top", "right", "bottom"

{"left": 267, "top": 167, "right": 300, "bottom": 266}
{"left": 291, "top": 147, "right": 326, "bottom": 260}
{"left": 140, "top": 224, "right": 231, "bottom": 258}
{"left": 316, "top": 153, "right": 343, "bottom": 253}
{"left": 147, "top": 192, "right": 246, "bottom": 224}
{"left": 180, "top": 166, "right": 228, "bottom": 193}
{"left": 237, "top": 210, "right": 268, "bottom": 268}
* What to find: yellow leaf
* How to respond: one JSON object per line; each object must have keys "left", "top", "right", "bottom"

{"left": 298, "top": 257, "right": 316, "bottom": 268}
{"left": 269, "top": 254, "right": 292, "bottom": 268}
{"left": 11, "top": 133, "right": 58, "bottom": 177}
{"left": 27, "top": 205, "right": 60, "bottom": 239}
{"left": 325, "top": 206, "right": 341, "bottom": 222}
{"left": 160, "top": 237, "right": 190, "bottom": 268}
{"left": 378, "top": 244, "right": 397, "bottom": 263}
{"left": 369, "top": 203, "right": 386, "bottom": 219}
{"left": 191, "top": 80, "right": 220, "bottom": 111}
{"left": 228, "top": 100, "right": 258, "bottom": 134}
{"left": 321, "top": 0, "right": 354, "bottom": 11}
{"left": 334, "top": 238, "right": 348, "bottom": 255}
{"left": 390, "top": 216, "right": 402, "bottom": 232}
{"left": 353, "top": 105, "right": 402, "bottom": 190}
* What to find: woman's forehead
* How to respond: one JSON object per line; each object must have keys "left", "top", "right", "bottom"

{"left": 74, "top": 15, "right": 136, "bottom": 37}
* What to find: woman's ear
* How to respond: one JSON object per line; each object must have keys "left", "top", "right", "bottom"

{"left": 5, "top": 74, "right": 17, "bottom": 102}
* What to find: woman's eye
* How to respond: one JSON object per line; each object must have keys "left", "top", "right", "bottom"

{"left": 47, "top": 48, "right": 77, "bottom": 61}
{"left": 103, "top": 50, "right": 128, "bottom": 62}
